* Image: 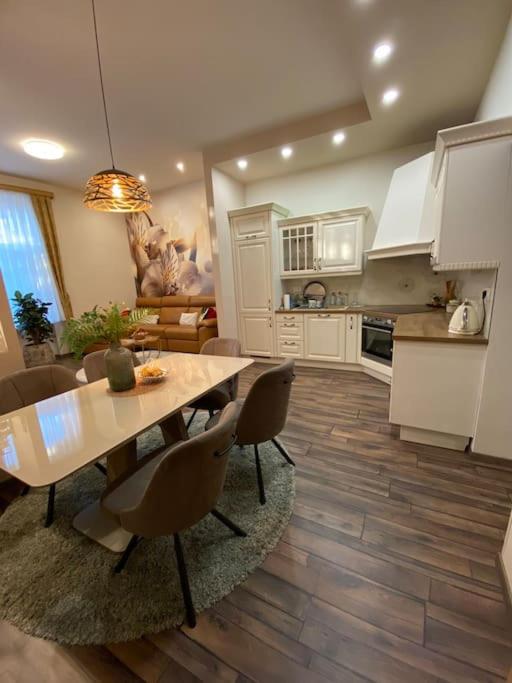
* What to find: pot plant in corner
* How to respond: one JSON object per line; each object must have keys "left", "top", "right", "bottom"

{"left": 62, "top": 304, "right": 154, "bottom": 392}
{"left": 11, "top": 291, "right": 55, "bottom": 368}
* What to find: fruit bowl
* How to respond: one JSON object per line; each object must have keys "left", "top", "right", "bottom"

{"left": 138, "top": 365, "right": 168, "bottom": 384}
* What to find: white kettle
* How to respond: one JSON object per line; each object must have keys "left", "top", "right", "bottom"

{"left": 448, "top": 298, "right": 482, "bottom": 335}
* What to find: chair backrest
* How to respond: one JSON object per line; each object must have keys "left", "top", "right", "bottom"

{"left": 118, "top": 402, "right": 238, "bottom": 537}
{"left": 0, "top": 365, "right": 78, "bottom": 415}
{"left": 200, "top": 337, "right": 241, "bottom": 399}
{"left": 83, "top": 349, "right": 140, "bottom": 383}
{"left": 236, "top": 359, "right": 295, "bottom": 445}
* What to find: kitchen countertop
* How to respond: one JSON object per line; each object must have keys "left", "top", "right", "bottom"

{"left": 393, "top": 312, "right": 488, "bottom": 345}
{"left": 275, "top": 304, "right": 433, "bottom": 319}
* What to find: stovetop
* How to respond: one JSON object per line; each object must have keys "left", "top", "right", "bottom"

{"left": 363, "top": 305, "right": 433, "bottom": 315}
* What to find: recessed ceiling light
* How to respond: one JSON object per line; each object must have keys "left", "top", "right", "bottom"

{"left": 332, "top": 131, "right": 346, "bottom": 145}
{"left": 22, "top": 138, "right": 64, "bottom": 160}
{"left": 281, "top": 146, "right": 293, "bottom": 159}
{"left": 382, "top": 88, "right": 400, "bottom": 106}
{"left": 176, "top": 161, "right": 185, "bottom": 173}
{"left": 138, "top": 174, "right": 146, "bottom": 182}
{"left": 237, "top": 159, "right": 248, "bottom": 170}
{"left": 373, "top": 42, "right": 393, "bottom": 64}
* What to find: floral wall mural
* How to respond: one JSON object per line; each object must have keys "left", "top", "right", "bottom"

{"left": 125, "top": 187, "right": 214, "bottom": 297}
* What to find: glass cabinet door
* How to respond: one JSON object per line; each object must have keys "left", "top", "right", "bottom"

{"left": 280, "top": 223, "right": 316, "bottom": 276}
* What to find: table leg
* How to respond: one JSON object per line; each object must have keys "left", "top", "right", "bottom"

{"left": 106, "top": 439, "right": 138, "bottom": 483}
{"left": 159, "top": 410, "right": 188, "bottom": 445}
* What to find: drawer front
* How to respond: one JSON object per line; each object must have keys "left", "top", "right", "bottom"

{"left": 277, "top": 321, "right": 304, "bottom": 340}
{"left": 278, "top": 339, "right": 304, "bottom": 358}
{"left": 276, "top": 313, "right": 303, "bottom": 324}
{"left": 232, "top": 211, "right": 269, "bottom": 240}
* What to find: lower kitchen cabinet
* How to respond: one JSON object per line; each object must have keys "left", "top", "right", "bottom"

{"left": 305, "top": 314, "right": 346, "bottom": 362}
{"left": 240, "top": 314, "right": 274, "bottom": 357}
{"left": 345, "top": 313, "right": 361, "bottom": 363}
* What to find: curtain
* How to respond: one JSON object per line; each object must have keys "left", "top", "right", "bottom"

{"left": 30, "top": 194, "right": 73, "bottom": 319}
{"left": 0, "top": 190, "right": 65, "bottom": 323}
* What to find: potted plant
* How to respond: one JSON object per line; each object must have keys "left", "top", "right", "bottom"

{"left": 62, "top": 304, "right": 155, "bottom": 391}
{"left": 11, "top": 290, "right": 55, "bottom": 367}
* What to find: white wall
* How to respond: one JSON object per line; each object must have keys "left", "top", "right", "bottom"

{"left": 210, "top": 169, "right": 245, "bottom": 337}
{"left": 0, "top": 173, "right": 135, "bottom": 316}
{"left": 477, "top": 16, "right": 512, "bottom": 120}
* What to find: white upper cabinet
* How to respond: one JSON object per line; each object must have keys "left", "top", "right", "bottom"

{"left": 278, "top": 208, "right": 368, "bottom": 278}
{"left": 233, "top": 239, "right": 272, "bottom": 313}
{"left": 230, "top": 203, "right": 289, "bottom": 241}
{"left": 318, "top": 216, "right": 363, "bottom": 274}
{"left": 430, "top": 118, "right": 512, "bottom": 270}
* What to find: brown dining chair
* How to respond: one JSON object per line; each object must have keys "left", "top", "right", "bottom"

{"left": 186, "top": 337, "right": 242, "bottom": 430}
{"left": 206, "top": 359, "right": 296, "bottom": 505}
{"left": 101, "top": 401, "right": 243, "bottom": 628}
{"left": 83, "top": 349, "right": 140, "bottom": 383}
{"left": 0, "top": 364, "right": 89, "bottom": 526}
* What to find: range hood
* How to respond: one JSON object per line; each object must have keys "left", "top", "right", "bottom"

{"left": 367, "top": 151, "right": 434, "bottom": 260}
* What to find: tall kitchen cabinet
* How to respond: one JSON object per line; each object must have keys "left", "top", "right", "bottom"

{"left": 229, "top": 203, "right": 289, "bottom": 357}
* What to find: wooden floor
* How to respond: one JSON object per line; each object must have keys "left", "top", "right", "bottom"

{"left": 1, "top": 363, "right": 512, "bottom": 682}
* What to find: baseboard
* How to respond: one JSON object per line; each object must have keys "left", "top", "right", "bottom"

{"left": 497, "top": 553, "right": 512, "bottom": 633}
{"left": 400, "top": 425, "right": 469, "bottom": 451}
{"left": 244, "top": 356, "right": 364, "bottom": 372}
{"left": 362, "top": 366, "right": 392, "bottom": 385}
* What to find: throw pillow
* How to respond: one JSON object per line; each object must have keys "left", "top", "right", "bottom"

{"left": 205, "top": 307, "right": 217, "bottom": 320}
{"left": 180, "top": 312, "right": 199, "bottom": 326}
{"left": 144, "top": 314, "right": 159, "bottom": 324}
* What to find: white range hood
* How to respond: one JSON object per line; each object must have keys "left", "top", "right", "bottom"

{"left": 367, "top": 151, "right": 434, "bottom": 260}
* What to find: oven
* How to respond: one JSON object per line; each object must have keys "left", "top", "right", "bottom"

{"left": 361, "top": 315, "right": 394, "bottom": 367}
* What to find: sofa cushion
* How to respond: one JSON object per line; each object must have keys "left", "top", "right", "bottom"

{"left": 163, "top": 324, "right": 199, "bottom": 341}
{"left": 190, "top": 295, "right": 216, "bottom": 308}
{"left": 161, "top": 295, "right": 190, "bottom": 308}
{"left": 136, "top": 323, "right": 168, "bottom": 336}
{"left": 136, "top": 297, "right": 162, "bottom": 308}
{"left": 159, "top": 307, "right": 189, "bottom": 324}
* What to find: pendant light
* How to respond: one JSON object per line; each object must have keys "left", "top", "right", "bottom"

{"left": 83, "top": 0, "right": 151, "bottom": 212}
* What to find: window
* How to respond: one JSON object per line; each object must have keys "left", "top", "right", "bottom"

{"left": 0, "top": 190, "right": 63, "bottom": 323}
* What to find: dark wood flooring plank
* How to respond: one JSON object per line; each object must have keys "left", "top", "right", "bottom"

{"left": 429, "top": 580, "right": 509, "bottom": 628}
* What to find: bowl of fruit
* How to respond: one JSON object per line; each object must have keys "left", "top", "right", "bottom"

{"left": 138, "top": 363, "right": 168, "bottom": 385}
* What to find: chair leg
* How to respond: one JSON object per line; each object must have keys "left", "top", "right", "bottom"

{"left": 173, "top": 533, "right": 196, "bottom": 628}
{"left": 94, "top": 462, "right": 108, "bottom": 476}
{"left": 254, "top": 444, "right": 266, "bottom": 505}
{"left": 272, "top": 437, "right": 296, "bottom": 466}
{"left": 211, "top": 508, "right": 247, "bottom": 537}
{"left": 45, "top": 484, "right": 56, "bottom": 527}
{"left": 20, "top": 485, "right": 30, "bottom": 496}
{"left": 186, "top": 408, "right": 198, "bottom": 430}
{"left": 208, "top": 409, "right": 214, "bottom": 418}
{"left": 114, "top": 535, "right": 140, "bottom": 573}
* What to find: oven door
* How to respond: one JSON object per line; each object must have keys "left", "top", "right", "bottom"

{"left": 361, "top": 324, "right": 393, "bottom": 366}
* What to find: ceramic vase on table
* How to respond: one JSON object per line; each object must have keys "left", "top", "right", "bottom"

{"left": 104, "top": 342, "right": 136, "bottom": 392}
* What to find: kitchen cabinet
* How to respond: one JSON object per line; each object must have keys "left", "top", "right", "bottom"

{"left": 345, "top": 313, "right": 361, "bottom": 363}
{"left": 430, "top": 119, "right": 511, "bottom": 270}
{"left": 233, "top": 238, "right": 272, "bottom": 313}
{"left": 239, "top": 314, "right": 274, "bottom": 357}
{"left": 278, "top": 208, "right": 368, "bottom": 278}
{"left": 229, "top": 203, "right": 289, "bottom": 358}
{"left": 305, "top": 314, "right": 346, "bottom": 362}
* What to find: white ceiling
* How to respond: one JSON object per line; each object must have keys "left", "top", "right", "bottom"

{"left": 0, "top": 0, "right": 510, "bottom": 192}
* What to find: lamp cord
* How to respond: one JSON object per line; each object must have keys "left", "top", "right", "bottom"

{"left": 91, "top": 0, "right": 115, "bottom": 169}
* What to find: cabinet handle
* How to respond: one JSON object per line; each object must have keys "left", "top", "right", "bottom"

{"left": 283, "top": 323, "right": 295, "bottom": 327}
{"left": 283, "top": 316, "right": 295, "bottom": 320}
{"left": 283, "top": 341, "right": 296, "bottom": 346}
{"left": 350, "top": 316, "right": 353, "bottom": 330}
{"left": 268, "top": 299, "right": 271, "bottom": 311}
{"left": 313, "top": 257, "right": 317, "bottom": 271}
{"left": 318, "top": 313, "right": 331, "bottom": 318}
{"left": 318, "top": 257, "right": 322, "bottom": 270}
{"left": 269, "top": 318, "right": 272, "bottom": 328}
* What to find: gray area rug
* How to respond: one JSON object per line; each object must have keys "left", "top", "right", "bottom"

{"left": 0, "top": 416, "right": 295, "bottom": 645}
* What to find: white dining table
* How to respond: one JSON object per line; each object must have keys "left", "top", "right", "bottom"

{"left": 0, "top": 353, "right": 253, "bottom": 550}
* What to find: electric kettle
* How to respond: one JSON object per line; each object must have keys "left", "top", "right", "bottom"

{"left": 448, "top": 298, "right": 482, "bottom": 335}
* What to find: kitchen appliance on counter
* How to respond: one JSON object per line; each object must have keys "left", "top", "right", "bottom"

{"left": 361, "top": 314, "right": 394, "bottom": 366}
{"left": 448, "top": 298, "right": 482, "bottom": 335}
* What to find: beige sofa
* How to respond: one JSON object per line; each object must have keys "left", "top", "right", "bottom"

{"left": 135, "top": 295, "right": 218, "bottom": 353}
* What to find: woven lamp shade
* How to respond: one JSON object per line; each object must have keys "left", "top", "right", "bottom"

{"left": 83, "top": 169, "right": 152, "bottom": 212}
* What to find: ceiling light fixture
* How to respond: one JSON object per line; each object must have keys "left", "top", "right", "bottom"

{"left": 382, "top": 88, "right": 400, "bottom": 106}
{"left": 138, "top": 174, "right": 146, "bottom": 182}
{"left": 332, "top": 131, "right": 346, "bottom": 145}
{"left": 237, "top": 159, "right": 248, "bottom": 170}
{"left": 281, "top": 146, "right": 293, "bottom": 159}
{"left": 83, "top": 0, "right": 151, "bottom": 212}
{"left": 176, "top": 161, "right": 185, "bottom": 173}
{"left": 373, "top": 42, "right": 393, "bottom": 64}
{"left": 22, "top": 138, "right": 65, "bottom": 160}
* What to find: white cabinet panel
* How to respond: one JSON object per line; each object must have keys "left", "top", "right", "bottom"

{"left": 277, "top": 321, "right": 303, "bottom": 340}
{"left": 234, "top": 239, "right": 272, "bottom": 313}
{"left": 278, "top": 339, "right": 304, "bottom": 358}
{"left": 240, "top": 315, "right": 273, "bottom": 357}
{"left": 305, "top": 314, "right": 346, "bottom": 362}
{"left": 232, "top": 211, "right": 269, "bottom": 240}
{"left": 345, "top": 314, "right": 361, "bottom": 363}
{"left": 318, "top": 218, "right": 363, "bottom": 274}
